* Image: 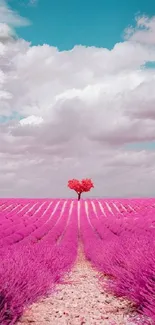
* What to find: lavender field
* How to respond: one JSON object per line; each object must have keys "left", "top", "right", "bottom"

{"left": 0, "top": 198, "right": 155, "bottom": 324}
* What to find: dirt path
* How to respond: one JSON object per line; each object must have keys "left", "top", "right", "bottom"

{"left": 17, "top": 244, "right": 152, "bottom": 325}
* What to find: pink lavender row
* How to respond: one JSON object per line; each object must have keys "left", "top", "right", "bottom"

{"left": 0, "top": 198, "right": 154, "bottom": 217}
{"left": 0, "top": 200, "right": 70, "bottom": 246}
{"left": 18, "top": 200, "right": 72, "bottom": 246}
{"left": 92, "top": 200, "right": 155, "bottom": 236}
{"left": 95, "top": 198, "right": 155, "bottom": 214}
{"left": 0, "top": 201, "right": 78, "bottom": 325}
{"left": 0, "top": 199, "right": 40, "bottom": 217}
{"left": 80, "top": 200, "right": 155, "bottom": 322}
{"left": 0, "top": 199, "right": 67, "bottom": 223}
{"left": 0, "top": 199, "right": 69, "bottom": 222}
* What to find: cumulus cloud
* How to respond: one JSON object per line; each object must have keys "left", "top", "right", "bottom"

{"left": 0, "top": 0, "right": 30, "bottom": 27}
{"left": 125, "top": 15, "right": 155, "bottom": 45}
{"left": 0, "top": 7, "right": 155, "bottom": 197}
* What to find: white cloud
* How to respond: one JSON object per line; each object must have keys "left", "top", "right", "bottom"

{"left": 0, "top": 0, "right": 30, "bottom": 27}
{"left": 0, "top": 22, "right": 14, "bottom": 42}
{"left": 1, "top": 11, "right": 155, "bottom": 197}
{"left": 125, "top": 15, "right": 155, "bottom": 45}
{"left": 28, "top": 0, "right": 38, "bottom": 6}
{"left": 19, "top": 115, "right": 44, "bottom": 126}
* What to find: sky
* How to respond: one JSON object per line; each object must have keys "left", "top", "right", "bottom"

{"left": 0, "top": 0, "right": 155, "bottom": 198}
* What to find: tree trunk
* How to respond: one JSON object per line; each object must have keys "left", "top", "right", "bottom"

{"left": 78, "top": 192, "right": 81, "bottom": 201}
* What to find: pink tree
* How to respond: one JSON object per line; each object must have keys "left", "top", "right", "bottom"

{"left": 68, "top": 178, "right": 94, "bottom": 200}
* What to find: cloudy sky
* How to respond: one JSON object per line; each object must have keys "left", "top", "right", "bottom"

{"left": 1, "top": 0, "right": 155, "bottom": 198}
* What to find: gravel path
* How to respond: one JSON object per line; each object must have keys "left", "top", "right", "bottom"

{"left": 17, "top": 244, "right": 152, "bottom": 325}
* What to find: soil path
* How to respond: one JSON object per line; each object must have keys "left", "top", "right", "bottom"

{"left": 17, "top": 244, "right": 151, "bottom": 325}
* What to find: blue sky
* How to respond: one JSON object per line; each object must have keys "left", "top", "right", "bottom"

{"left": 126, "top": 142, "right": 155, "bottom": 151}
{"left": 11, "top": 0, "right": 155, "bottom": 50}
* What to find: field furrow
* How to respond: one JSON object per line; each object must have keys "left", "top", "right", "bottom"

{"left": 0, "top": 198, "right": 155, "bottom": 324}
